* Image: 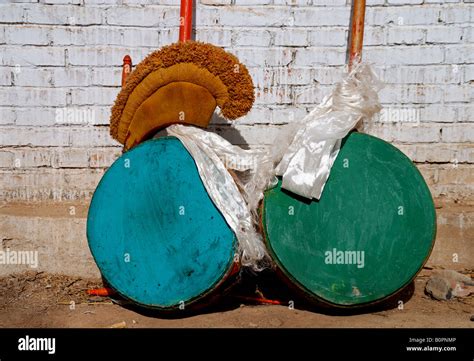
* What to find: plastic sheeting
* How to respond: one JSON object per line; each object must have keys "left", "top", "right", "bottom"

{"left": 274, "top": 62, "right": 383, "bottom": 200}
{"left": 165, "top": 125, "right": 276, "bottom": 271}
{"left": 153, "top": 62, "right": 382, "bottom": 270}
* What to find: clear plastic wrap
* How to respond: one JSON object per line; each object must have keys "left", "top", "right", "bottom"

{"left": 155, "top": 62, "right": 381, "bottom": 270}
{"left": 165, "top": 125, "right": 276, "bottom": 271}
{"left": 274, "top": 62, "right": 383, "bottom": 199}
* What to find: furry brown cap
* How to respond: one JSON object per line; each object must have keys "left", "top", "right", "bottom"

{"left": 110, "top": 41, "right": 255, "bottom": 143}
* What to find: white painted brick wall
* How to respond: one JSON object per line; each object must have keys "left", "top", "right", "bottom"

{"left": 387, "top": 26, "right": 426, "bottom": 45}
{"left": 234, "top": 29, "right": 272, "bottom": 46}
{"left": 308, "top": 28, "right": 347, "bottom": 46}
{"left": 0, "top": 0, "right": 472, "bottom": 204}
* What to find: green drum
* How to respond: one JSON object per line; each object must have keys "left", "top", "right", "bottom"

{"left": 262, "top": 132, "right": 436, "bottom": 306}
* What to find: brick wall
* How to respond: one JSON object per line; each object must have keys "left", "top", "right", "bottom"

{"left": 0, "top": 0, "right": 473, "bottom": 205}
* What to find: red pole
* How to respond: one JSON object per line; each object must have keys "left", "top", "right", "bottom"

{"left": 179, "top": 0, "right": 193, "bottom": 42}
{"left": 348, "top": 0, "right": 366, "bottom": 69}
{"left": 121, "top": 55, "right": 132, "bottom": 87}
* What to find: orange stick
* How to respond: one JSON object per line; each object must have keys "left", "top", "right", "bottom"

{"left": 87, "top": 287, "right": 116, "bottom": 297}
{"left": 232, "top": 295, "right": 283, "bottom": 305}
{"left": 348, "top": 0, "right": 366, "bottom": 69}
{"left": 179, "top": 0, "right": 193, "bottom": 42}
{"left": 121, "top": 55, "right": 132, "bottom": 87}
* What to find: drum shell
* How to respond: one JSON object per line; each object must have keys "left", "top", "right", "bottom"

{"left": 261, "top": 132, "right": 436, "bottom": 307}
{"left": 87, "top": 137, "right": 239, "bottom": 311}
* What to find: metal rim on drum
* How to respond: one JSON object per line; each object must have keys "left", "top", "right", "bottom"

{"left": 262, "top": 132, "right": 436, "bottom": 307}
{"left": 87, "top": 137, "right": 237, "bottom": 310}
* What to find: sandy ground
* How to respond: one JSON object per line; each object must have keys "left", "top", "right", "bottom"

{"left": 0, "top": 269, "right": 472, "bottom": 328}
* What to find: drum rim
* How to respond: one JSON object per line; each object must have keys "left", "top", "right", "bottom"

{"left": 262, "top": 132, "right": 437, "bottom": 308}
{"left": 87, "top": 137, "right": 238, "bottom": 311}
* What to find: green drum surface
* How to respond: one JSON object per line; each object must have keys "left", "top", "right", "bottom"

{"left": 87, "top": 137, "right": 236, "bottom": 309}
{"left": 263, "top": 132, "right": 436, "bottom": 306}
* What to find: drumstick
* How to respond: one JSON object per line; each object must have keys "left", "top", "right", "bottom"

{"left": 348, "top": 0, "right": 366, "bottom": 69}
{"left": 179, "top": 0, "right": 193, "bottom": 42}
{"left": 121, "top": 55, "right": 132, "bottom": 87}
{"left": 87, "top": 287, "right": 116, "bottom": 297}
{"left": 231, "top": 295, "right": 283, "bottom": 305}
{"left": 121, "top": 0, "right": 192, "bottom": 86}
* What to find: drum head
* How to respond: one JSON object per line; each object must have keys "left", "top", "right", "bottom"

{"left": 262, "top": 132, "right": 436, "bottom": 306}
{"left": 87, "top": 137, "right": 236, "bottom": 309}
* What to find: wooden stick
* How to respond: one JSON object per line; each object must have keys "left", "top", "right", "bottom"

{"left": 121, "top": 55, "right": 132, "bottom": 87}
{"left": 87, "top": 287, "right": 116, "bottom": 297}
{"left": 348, "top": 0, "right": 366, "bottom": 69}
{"left": 231, "top": 295, "right": 284, "bottom": 306}
{"left": 179, "top": 0, "right": 193, "bottom": 42}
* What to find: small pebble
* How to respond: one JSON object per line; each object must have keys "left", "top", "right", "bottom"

{"left": 109, "top": 321, "right": 127, "bottom": 329}
{"left": 470, "top": 315, "right": 474, "bottom": 322}
{"left": 269, "top": 318, "right": 283, "bottom": 327}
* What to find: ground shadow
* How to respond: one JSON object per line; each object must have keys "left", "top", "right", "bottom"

{"left": 111, "top": 279, "right": 243, "bottom": 320}
{"left": 104, "top": 268, "right": 415, "bottom": 320}
{"left": 227, "top": 269, "right": 415, "bottom": 317}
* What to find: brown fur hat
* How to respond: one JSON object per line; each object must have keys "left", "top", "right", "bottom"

{"left": 110, "top": 41, "right": 255, "bottom": 144}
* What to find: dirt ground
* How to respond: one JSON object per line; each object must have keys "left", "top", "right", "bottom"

{"left": 0, "top": 269, "right": 472, "bottom": 328}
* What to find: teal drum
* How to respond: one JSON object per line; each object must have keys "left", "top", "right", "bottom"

{"left": 262, "top": 132, "right": 436, "bottom": 307}
{"left": 87, "top": 137, "right": 237, "bottom": 310}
